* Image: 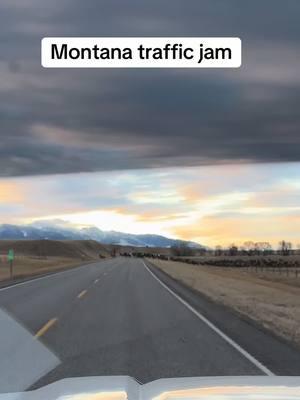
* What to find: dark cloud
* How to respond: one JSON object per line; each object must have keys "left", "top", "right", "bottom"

{"left": 0, "top": 0, "right": 300, "bottom": 176}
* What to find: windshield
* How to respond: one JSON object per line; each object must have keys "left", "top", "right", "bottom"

{"left": 0, "top": 0, "right": 300, "bottom": 395}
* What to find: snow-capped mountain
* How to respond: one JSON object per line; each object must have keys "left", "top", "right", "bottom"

{"left": 0, "top": 222, "right": 203, "bottom": 248}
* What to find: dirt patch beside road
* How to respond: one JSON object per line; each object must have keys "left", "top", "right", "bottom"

{"left": 149, "top": 259, "right": 300, "bottom": 347}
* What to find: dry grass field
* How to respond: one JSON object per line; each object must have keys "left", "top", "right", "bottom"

{"left": 149, "top": 258, "right": 300, "bottom": 347}
{"left": 0, "top": 240, "right": 111, "bottom": 282}
{"left": 0, "top": 256, "right": 85, "bottom": 281}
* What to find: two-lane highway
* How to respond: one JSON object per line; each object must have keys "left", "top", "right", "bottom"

{"left": 0, "top": 257, "right": 300, "bottom": 392}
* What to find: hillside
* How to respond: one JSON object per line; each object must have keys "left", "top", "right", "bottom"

{"left": 0, "top": 240, "right": 110, "bottom": 260}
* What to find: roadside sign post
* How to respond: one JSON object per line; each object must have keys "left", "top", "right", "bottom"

{"left": 7, "top": 249, "right": 14, "bottom": 279}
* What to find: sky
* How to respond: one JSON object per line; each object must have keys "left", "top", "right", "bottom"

{"left": 0, "top": 1, "right": 299, "bottom": 247}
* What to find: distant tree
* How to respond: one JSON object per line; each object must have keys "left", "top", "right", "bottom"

{"left": 239, "top": 245, "right": 248, "bottom": 255}
{"left": 198, "top": 247, "right": 207, "bottom": 256}
{"left": 215, "top": 245, "right": 223, "bottom": 256}
{"left": 228, "top": 244, "right": 238, "bottom": 256}
{"left": 278, "top": 240, "right": 292, "bottom": 256}
{"left": 171, "top": 243, "right": 193, "bottom": 257}
{"left": 255, "top": 242, "right": 273, "bottom": 255}
{"left": 261, "top": 242, "right": 272, "bottom": 254}
{"left": 254, "top": 242, "right": 262, "bottom": 255}
{"left": 243, "top": 241, "right": 255, "bottom": 255}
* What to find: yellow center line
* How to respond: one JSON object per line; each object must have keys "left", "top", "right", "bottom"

{"left": 78, "top": 289, "right": 87, "bottom": 299}
{"left": 35, "top": 318, "right": 57, "bottom": 338}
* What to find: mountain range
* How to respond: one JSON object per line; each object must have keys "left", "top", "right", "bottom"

{"left": 0, "top": 221, "right": 203, "bottom": 248}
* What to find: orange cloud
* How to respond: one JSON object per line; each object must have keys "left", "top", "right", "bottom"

{"left": 171, "top": 214, "right": 300, "bottom": 247}
{"left": 0, "top": 181, "right": 24, "bottom": 203}
{"left": 180, "top": 185, "right": 203, "bottom": 203}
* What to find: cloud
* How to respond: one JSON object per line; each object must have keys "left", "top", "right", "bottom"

{"left": 0, "top": 181, "right": 25, "bottom": 203}
{"left": 0, "top": 163, "right": 298, "bottom": 246}
{"left": 172, "top": 213, "right": 300, "bottom": 247}
{"left": 0, "top": 1, "right": 300, "bottom": 176}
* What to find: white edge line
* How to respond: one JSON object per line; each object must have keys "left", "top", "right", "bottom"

{"left": 142, "top": 260, "right": 274, "bottom": 377}
{"left": 0, "top": 257, "right": 117, "bottom": 292}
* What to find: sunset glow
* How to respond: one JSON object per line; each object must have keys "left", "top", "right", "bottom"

{"left": 0, "top": 163, "right": 298, "bottom": 248}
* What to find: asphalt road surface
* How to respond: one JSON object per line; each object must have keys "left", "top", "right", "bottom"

{"left": 0, "top": 257, "right": 300, "bottom": 392}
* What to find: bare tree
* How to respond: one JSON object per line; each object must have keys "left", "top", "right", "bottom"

{"left": 171, "top": 243, "right": 194, "bottom": 257}
{"left": 255, "top": 242, "right": 273, "bottom": 255}
{"left": 215, "top": 245, "right": 223, "bottom": 256}
{"left": 228, "top": 244, "right": 238, "bottom": 256}
{"left": 244, "top": 241, "right": 255, "bottom": 250}
{"left": 278, "top": 240, "right": 292, "bottom": 256}
{"left": 243, "top": 241, "right": 255, "bottom": 255}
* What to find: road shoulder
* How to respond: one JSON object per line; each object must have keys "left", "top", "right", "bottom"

{"left": 144, "top": 259, "right": 300, "bottom": 376}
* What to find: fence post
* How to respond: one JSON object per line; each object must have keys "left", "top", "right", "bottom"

{"left": 9, "top": 260, "right": 13, "bottom": 279}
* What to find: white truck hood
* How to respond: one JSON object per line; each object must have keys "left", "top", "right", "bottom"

{"left": 1, "top": 376, "right": 300, "bottom": 400}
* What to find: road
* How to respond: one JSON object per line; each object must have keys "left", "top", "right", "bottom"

{"left": 0, "top": 257, "right": 300, "bottom": 392}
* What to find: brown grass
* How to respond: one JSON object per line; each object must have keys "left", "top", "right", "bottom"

{"left": 149, "top": 259, "right": 300, "bottom": 347}
{"left": 0, "top": 256, "right": 87, "bottom": 281}
{"left": 0, "top": 239, "right": 110, "bottom": 258}
{"left": 0, "top": 239, "right": 111, "bottom": 282}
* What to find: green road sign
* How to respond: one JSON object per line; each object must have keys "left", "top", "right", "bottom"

{"left": 7, "top": 249, "right": 14, "bottom": 262}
